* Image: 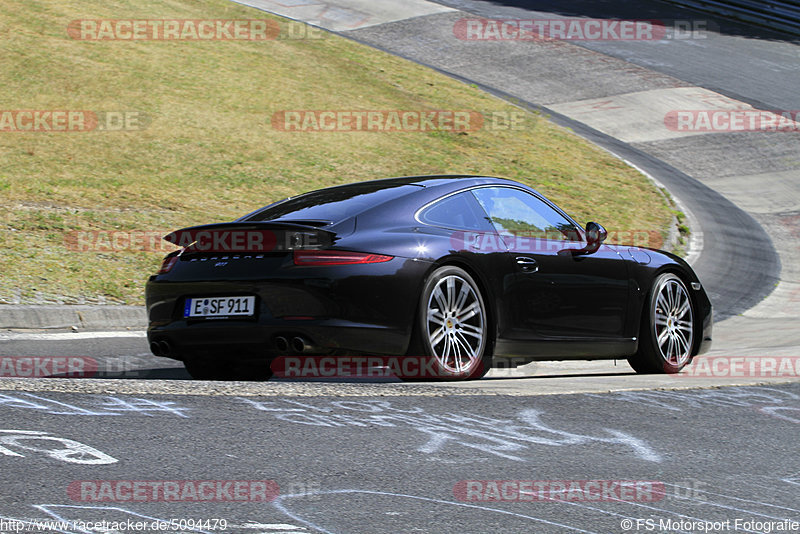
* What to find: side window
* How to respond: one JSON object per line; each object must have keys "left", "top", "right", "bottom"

{"left": 471, "top": 187, "right": 581, "bottom": 241}
{"left": 418, "top": 192, "right": 489, "bottom": 231}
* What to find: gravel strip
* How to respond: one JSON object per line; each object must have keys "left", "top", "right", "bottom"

{"left": 0, "top": 377, "right": 499, "bottom": 397}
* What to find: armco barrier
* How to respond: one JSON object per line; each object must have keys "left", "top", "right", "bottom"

{"left": 663, "top": 0, "right": 800, "bottom": 35}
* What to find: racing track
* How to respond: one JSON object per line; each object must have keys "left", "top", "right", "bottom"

{"left": 2, "top": 3, "right": 799, "bottom": 532}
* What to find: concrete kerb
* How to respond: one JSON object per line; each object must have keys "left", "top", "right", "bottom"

{"left": 0, "top": 305, "right": 146, "bottom": 331}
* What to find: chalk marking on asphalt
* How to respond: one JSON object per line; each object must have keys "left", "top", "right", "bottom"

{"left": 782, "top": 474, "right": 800, "bottom": 487}
{"left": 242, "top": 398, "right": 663, "bottom": 462}
{"left": 272, "top": 489, "right": 602, "bottom": 534}
{"left": 274, "top": 487, "right": 798, "bottom": 534}
{"left": 636, "top": 483, "right": 800, "bottom": 533}
{"left": 0, "top": 392, "right": 191, "bottom": 417}
{"left": 0, "top": 376, "right": 799, "bottom": 397}
{"left": 666, "top": 482, "right": 800, "bottom": 514}
{"left": 548, "top": 482, "right": 795, "bottom": 533}
{"left": 0, "top": 429, "right": 117, "bottom": 465}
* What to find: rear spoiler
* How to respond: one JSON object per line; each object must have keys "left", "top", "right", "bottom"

{"left": 163, "top": 222, "right": 336, "bottom": 253}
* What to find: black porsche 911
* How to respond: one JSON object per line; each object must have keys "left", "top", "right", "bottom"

{"left": 146, "top": 175, "right": 712, "bottom": 380}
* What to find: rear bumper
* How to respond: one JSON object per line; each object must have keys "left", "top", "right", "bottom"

{"left": 147, "top": 318, "right": 408, "bottom": 362}
{"left": 145, "top": 257, "right": 430, "bottom": 361}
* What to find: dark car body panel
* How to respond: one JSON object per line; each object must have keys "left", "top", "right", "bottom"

{"left": 146, "top": 175, "right": 712, "bottom": 366}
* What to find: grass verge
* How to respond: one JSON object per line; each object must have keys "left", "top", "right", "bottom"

{"left": 0, "top": 0, "right": 672, "bottom": 304}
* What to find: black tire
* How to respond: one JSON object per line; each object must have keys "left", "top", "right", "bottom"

{"left": 401, "top": 265, "right": 492, "bottom": 381}
{"left": 628, "top": 273, "right": 695, "bottom": 374}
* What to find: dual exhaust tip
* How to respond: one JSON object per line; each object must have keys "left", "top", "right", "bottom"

{"left": 149, "top": 340, "right": 172, "bottom": 357}
{"left": 275, "top": 336, "right": 318, "bottom": 355}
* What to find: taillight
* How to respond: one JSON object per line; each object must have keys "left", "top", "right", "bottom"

{"left": 157, "top": 255, "right": 179, "bottom": 274}
{"left": 293, "top": 250, "right": 393, "bottom": 266}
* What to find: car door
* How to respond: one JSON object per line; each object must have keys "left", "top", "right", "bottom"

{"left": 416, "top": 188, "right": 508, "bottom": 302}
{"left": 470, "top": 186, "right": 630, "bottom": 346}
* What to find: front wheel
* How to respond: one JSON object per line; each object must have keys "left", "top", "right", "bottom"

{"left": 628, "top": 273, "right": 695, "bottom": 374}
{"left": 402, "top": 265, "right": 491, "bottom": 381}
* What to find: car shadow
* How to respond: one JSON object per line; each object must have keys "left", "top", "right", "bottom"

{"left": 478, "top": 371, "right": 637, "bottom": 380}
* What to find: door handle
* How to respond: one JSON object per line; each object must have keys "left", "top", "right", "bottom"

{"left": 516, "top": 256, "right": 538, "bottom": 273}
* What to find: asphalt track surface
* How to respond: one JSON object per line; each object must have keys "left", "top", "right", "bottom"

{"left": 2, "top": 1, "right": 799, "bottom": 533}
{"left": 1, "top": 385, "right": 799, "bottom": 533}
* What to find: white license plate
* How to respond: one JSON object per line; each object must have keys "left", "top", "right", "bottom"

{"left": 184, "top": 296, "right": 256, "bottom": 318}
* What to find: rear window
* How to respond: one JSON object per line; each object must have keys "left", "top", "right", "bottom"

{"left": 244, "top": 183, "right": 421, "bottom": 224}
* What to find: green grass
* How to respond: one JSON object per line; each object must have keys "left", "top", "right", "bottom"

{"left": 0, "top": 0, "right": 673, "bottom": 304}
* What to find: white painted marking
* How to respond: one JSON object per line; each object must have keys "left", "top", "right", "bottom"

{"left": 550, "top": 87, "right": 752, "bottom": 143}
{"left": 0, "top": 331, "right": 146, "bottom": 341}
{"left": 231, "top": 0, "right": 454, "bottom": 32}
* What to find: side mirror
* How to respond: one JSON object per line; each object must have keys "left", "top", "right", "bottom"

{"left": 585, "top": 222, "right": 607, "bottom": 245}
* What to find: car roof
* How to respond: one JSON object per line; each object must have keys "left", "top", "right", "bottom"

{"left": 309, "top": 174, "right": 540, "bottom": 195}
{"left": 239, "top": 175, "right": 547, "bottom": 224}
{"left": 335, "top": 174, "right": 513, "bottom": 187}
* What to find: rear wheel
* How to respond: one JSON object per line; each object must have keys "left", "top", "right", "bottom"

{"left": 628, "top": 273, "right": 695, "bottom": 374}
{"left": 402, "top": 265, "right": 491, "bottom": 381}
